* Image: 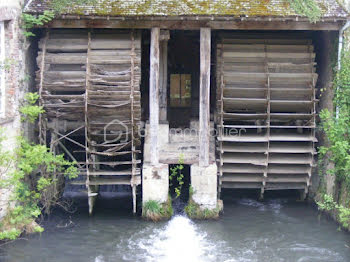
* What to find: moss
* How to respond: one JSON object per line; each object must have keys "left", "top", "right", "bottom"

{"left": 45, "top": 0, "right": 307, "bottom": 17}
{"left": 184, "top": 186, "right": 223, "bottom": 220}
{"left": 142, "top": 197, "right": 173, "bottom": 222}
{"left": 286, "top": 0, "right": 324, "bottom": 23}
{"left": 184, "top": 198, "right": 222, "bottom": 220}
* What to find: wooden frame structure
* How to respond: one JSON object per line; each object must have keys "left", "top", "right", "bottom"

{"left": 216, "top": 33, "right": 317, "bottom": 198}
{"left": 37, "top": 29, "right": 142, "bottom": 214}
{"left": 33, "top": 11, "right": 345, "bottom": 212}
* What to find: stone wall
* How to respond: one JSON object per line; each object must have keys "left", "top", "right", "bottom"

{"left": 314, "top": 5, "right": 350, "bottom": 229}
{"left": 0, "top": 0, "right": 26, "bottom": 220}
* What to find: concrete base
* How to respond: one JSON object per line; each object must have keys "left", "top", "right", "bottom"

{"left": 142, "top": 163, "right": 169, "bottom": 204}
{"left": 190, "top": 163, "right": 218, "bottom": 210}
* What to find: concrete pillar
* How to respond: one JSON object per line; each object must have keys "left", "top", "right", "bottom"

{"left": 188, "top": 28, "right": 219, "bottom": 212}
{"left": 142, "top": 163, "right": 169, "bottom": 203}
{"left": 190, "top": 163, "right": 218, "bottom": 210}
{"left": 142, "top": 123, "right": 169, "bottom": 204}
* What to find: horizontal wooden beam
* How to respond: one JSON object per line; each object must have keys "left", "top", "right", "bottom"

{"left": 48, "top": 19, "right": 344, "bottom": 31}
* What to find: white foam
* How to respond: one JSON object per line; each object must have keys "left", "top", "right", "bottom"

{"left": 123, "top": 215, "right": 234, "bottom": 262}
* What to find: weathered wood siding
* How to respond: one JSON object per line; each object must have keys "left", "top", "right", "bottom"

{"left": 37, "top": 29, "right": 142, "bottom": 213}
{"left": 216, "top": 33, "right": 317, "bottom": 197}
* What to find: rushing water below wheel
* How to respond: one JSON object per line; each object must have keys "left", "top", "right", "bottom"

{"left": 1, "top": 194, "right": 350, "bottom": 262}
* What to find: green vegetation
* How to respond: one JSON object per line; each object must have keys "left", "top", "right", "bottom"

{"left": 319, "top": 52, "right": 350, "bottom": 187}
{"left": 22, "top": 11, "right": 55, "bottom": 37}
{"left": 0, "top": 133, "right": 78, "bottom": 240}
{"left": 0, "top": 58, "right": 16, "bottom": 71}
{"left": 316, "top": 193, "right": 338, "bottom": 211}
{"left": 142, "top": 197, "right": 173, "bottom": 222}
{"left": 287, "top": 0, "right": 322, "bottom": 23}
{"left": 27, "top": 0, "right": 317, "bottom": 18}
{"left": 184, "top": 200, "right": 221, "bottom": 220}
{"left": 316, "top": 28, "right": 350, "bottom": 231}
{"left": 317, "top": 194, "right": 350, "bottom": 229}
{"left": 0, "top": 93, "right": 78, "bottom": 241}
{"left": 184, "top": 186, "right": 221, "bottom": 220}
{"left": 19, "top": 92, "right": 45, "bottom": 123}
{"left": 169, "top": 154, "right": 184, "bottom": 198}
{"left": 48, "top": 0, "right": 98, "bottom": 14}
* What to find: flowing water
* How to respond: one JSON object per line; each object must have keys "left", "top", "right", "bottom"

{"left": 1, "top": 193, "right": 350, "bottom": 262}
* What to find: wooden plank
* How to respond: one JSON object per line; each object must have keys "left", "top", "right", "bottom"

{"left": 83, "top": 170, "right": 137, "bottom": 176}
{"left": 221, "top": 175, "right": 264, "bottom": 182}
{"left": 223, "top": 87, "right": 267, "bottom": 99}
{"left": 222, "top": 153, "right": 267, "bottom": 165}
{"left": 219, "top": 134, "right": 268, "bottom": 142}
{"left": 221, "top": 163, "right": 265, "bottom": 173}
{"left": 39, "top": 30, "right": 49, "bottom": 145}
{"left": 85, "top": 31, "right": 91, "bottom": 215}
{"left": 221, "top": 143, "right": 267, "bottom": 153}
{"left": 268, "top": 164, "right": 311, "bottom": 174}
{"left": 49, "top": 19, "right": 344, "bottom": 31}
{"left": 223, "top": 112, "right": 267, "bottom": 120}
{"left": 159, "top": 38, "right": 168, "bottom": 121}
{"left": 199, "top": 28, "right": 211, "bottom": 167}
{"left": 264, "top": 183, "right": 306, "bottom": 190}
{"left": 266, "top": 176, "right": 307, "bottom": 183}
{"left": 87, "top": 178, "right": 136, "bottom": 186}
{"left": 269, "top": 143, "right": 315, "bottom": 154}
{"left": 268, "top": 154, "right": 313, "bottom": 164}
{"left": 221, "top": 182, "right": 262, "bottom": 189}
{"left": 223, "top": 52, "right": 316, "bottom": 59}
{"left": 223, "top": 97, "right": 267, "bottom": 111}
{"left": 269, "top": 133, "right": 317, "bottom": 142}
{"left": 270, "top": 113, "right": 314, "bottom": 120}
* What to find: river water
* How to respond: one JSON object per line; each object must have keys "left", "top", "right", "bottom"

{"left": 1, "top": 193, "right": 350, "bottom": 262}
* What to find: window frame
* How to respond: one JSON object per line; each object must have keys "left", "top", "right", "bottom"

{"left": 169, "top": 73, "right": 192, "bottom": 108}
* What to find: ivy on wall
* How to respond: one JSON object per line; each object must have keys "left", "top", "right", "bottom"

{"left": 317, "top": 33, "right": 350, "bottom": 230}
{"left": 0, "top": 93, "right": 78, "bottom": 241}
{"left": 319, "top": 52, "right": 350, "bottom": 187}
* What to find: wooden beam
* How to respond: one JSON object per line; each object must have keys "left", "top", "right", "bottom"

{"left": 199, "top": 28, "right": 211, "bottom": 167}
{"left": 49, "top": 19, "right": 344, "bottom": 31}
{"left": 149, "top": 27, "right": 160, "bottom": 165}
{"left": 38, "top": 30, "right": 49, "bottom": 145}
{"left": 159, "top": 30, "right": 169, "bottom": 122}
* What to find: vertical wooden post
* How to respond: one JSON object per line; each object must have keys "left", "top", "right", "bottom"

{"left": 39, "top": 30, "right": 49, "bottom": 145}
{"left": 159, "top": 30, "right": 170, "bottom": 122}
{"left": 150, "top": 28, "right": 160, "bottom": 165}
{"left": 199, "top": 28, "right": 211, "bottom": 167}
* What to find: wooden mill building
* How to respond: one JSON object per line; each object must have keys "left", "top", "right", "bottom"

{"left": 24, "top": 0, "right": 349, "bottom": 214}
